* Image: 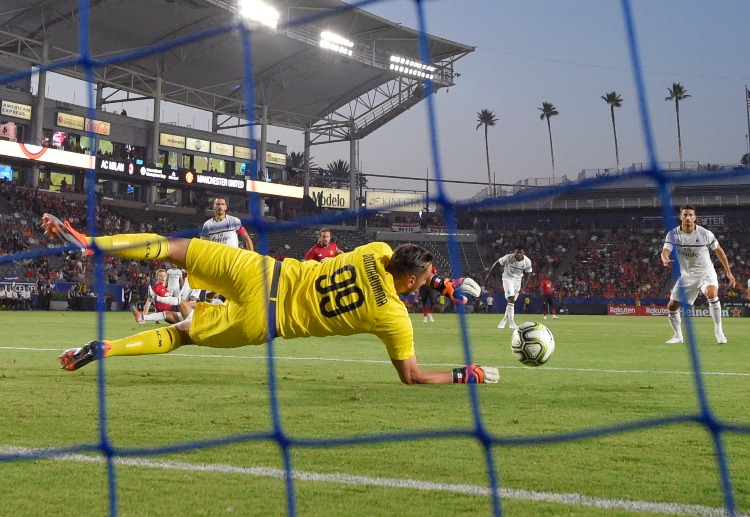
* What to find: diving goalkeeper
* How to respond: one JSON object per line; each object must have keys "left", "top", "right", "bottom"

{"left": 42, "top": 214, "right": 498, "bottom": 385}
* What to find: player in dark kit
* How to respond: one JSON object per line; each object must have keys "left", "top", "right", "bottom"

{"left": 540, "top": 277, "right": 559, "bottom": 320}
{"left": 418, "top": 283, "right": 437, "bottom": 322}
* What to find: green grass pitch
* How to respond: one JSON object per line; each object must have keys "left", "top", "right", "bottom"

{"left": 1, "top": 311, "right": 749, "bottom": 516}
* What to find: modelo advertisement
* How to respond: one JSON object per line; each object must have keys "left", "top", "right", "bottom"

{"left": 308, "top": 187, "right": 349, "bottom": 209}
{"left": 607, "top": 304, "right": 744, "bottom": 317}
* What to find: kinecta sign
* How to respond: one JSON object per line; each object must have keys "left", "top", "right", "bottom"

{"left": 309, "top": 187, "right": 350, "bottom": 209}
{"left": 365, "top": 191, "right": 425, "bottom": 212}
{"left": 195, "top": 174, "right": 246, "bottom": 190}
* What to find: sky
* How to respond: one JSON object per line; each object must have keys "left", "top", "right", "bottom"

{"left": 42, "top": 0, "right": 750, "bottom": 201}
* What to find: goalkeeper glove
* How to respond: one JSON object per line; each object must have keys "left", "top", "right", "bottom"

{"left": 429, "top": 276, "right": 480, "bottom": 304}
{"left": 452, "top": 363, "right": 499, "bottom": 384}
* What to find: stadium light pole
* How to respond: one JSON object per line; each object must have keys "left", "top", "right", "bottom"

{"left": 425, "top": 166, "right": 429, "bottom": 213}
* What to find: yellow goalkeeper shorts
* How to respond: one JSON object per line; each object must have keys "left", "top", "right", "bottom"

{"left": 185, "top": 238, "right": 277, "bottom": 348}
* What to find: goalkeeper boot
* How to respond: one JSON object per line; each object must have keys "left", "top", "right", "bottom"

{"left": 41, "top": 213, "right": 91, "bottom": 255}
{"left": 59, "top": 341, "right": 105, "bottom": 371}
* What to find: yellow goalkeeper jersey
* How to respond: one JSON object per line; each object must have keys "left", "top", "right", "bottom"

{"left": 277, "top": 242, "right": 415, "bottom": 361}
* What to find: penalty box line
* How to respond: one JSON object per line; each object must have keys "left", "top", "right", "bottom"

{"left": 3, "top": 347, "right": 750, "bottom": 377}
{"left": 0, "top": 446, "right": 741, "bottom": 517}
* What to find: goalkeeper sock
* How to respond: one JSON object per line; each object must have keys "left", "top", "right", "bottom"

{"left": 103, "top": 325, "right": 184, "bottom": 357}
{"left": 87, "top": 234, "right": 170, "bottom": 261}
{"left": 668, "top": 310, "right": 682, "bottom": 338}
{"left": 708, "top": 297, "right": 722, "bottom": 331}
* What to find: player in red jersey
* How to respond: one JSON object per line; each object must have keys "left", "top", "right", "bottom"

{"left": 304, "top": 228, "right": 343, "bottom": 262}
{"left": 132, "top": 269, "right": 191, "bottom": 324}
{"left": 540, "top": 277, "right": 559, "bottom": 320}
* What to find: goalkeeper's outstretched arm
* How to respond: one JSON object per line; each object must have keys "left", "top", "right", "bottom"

{"left": 428, "top": 274, "right": 481, "bottom": 304}
{"left": 391, "top": 355, "right": 499, "bottom": 385}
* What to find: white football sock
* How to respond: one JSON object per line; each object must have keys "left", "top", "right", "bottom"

{"left": 143, "top": 311, "right": 167, "bottom": 322}
{"left": 668, "top": 310, "right": 682, "bottom": 339}
{"left": 708, "top": 297, "right": 723, "bottom": 332}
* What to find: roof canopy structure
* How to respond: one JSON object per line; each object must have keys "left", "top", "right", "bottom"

{"left": 0, "top": 0, "right": 473, "bottom": 144}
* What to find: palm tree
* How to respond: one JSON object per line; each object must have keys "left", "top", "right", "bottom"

{"left": 286, "top": 151, "right": 305, "bottom": 171}
{"left": 326, "top": 159, "right": 350, "bottom": 177}
{"left": 665, "top": 82, "right": 691, "bottom": 169}
{"left": 601, "top": 91, "right": 623, "bottom": 171}
{"left": 538, "top": 102, "right": 559, "bottom": 182}
{"left": 475, "top": 109, "right": 498, "bottom": 196}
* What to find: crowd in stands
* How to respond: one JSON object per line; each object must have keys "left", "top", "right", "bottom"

{"left": 2, "top": 178, "right": 750, "bottom": 310}
{"left": 0, "top": 180, "right": 175, "bottom": 301}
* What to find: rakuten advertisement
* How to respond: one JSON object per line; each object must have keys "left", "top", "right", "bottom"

{"left": 607, "top": 305, "right": 669, "bottom": 316}
{"left": 607, "top": 305, "right": 742, "bottom": 317}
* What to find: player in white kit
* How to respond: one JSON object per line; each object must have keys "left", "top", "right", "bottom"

{"left": 165, "top": 264, "right": 184, "bottom": 297}
{"left": 485, "top": 245, "right": 532, "bottom": 330}
{"left": 661, "top": 205, "right": 735, "bottom": 344}
{"left": 200, "top": 197, "right": 254, "bottom": 250}
{"left": 200, "top": 197, "right": 254, "bottom": 304}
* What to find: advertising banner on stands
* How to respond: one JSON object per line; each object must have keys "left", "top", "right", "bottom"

{"left": 186, "top": 137, "right": 209, "bottom": 153}
{"left": 137, "top": 165, "right": 181, "bottom": 182}
{"left": 391, "top": 222, "right": 421, "bottom": 233}
{"left": 266, "top": 151, "right": 286, "bottom": 166}
{"left": 308, "top": 187, "right": 350, "bottom": 209}
{"left": 184, "top": 170, "right": 246, "bottom": 191}
{"left": 96, "top": 157, "right": 133, "bottom": 175}
{"left": 1, "top": 100, "right": 32, "bottom": 120}
{"left": 234, "top": 145, "right": 255, "bottom": 160}
{"left": 160, "top": 133, "right": 186, "bottom": 149}
{"left": 211, "top": 141, "right": 233, "bottom": 157}
{"left": 607, "top": 304, "right": 742, "bottom": 317}
{"left": 56, "top": 113, "right": 85, "bottom": 131}
{"left": 85, "top": 118, "right": 111, "bottom": 136}
{"left": 365, "top": 191, "right": 425, "bottom": 212}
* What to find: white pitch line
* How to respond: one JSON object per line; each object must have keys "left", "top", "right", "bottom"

{"left": 0, "top": 446, "right": 742, "bottom": 516}
{"left": 3, "top": 347, "right": 750, "bottom": 377}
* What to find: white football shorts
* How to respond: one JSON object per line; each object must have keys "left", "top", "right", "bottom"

{"left": 670, "top": 272, "right": 718, "bottom": 305}
{"left": 502, "top": 277, "right": 522, "bottom": 300}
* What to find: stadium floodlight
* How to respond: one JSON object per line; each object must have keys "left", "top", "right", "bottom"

{"left": 389, "top": 54, "right": 435, "bottom": 80}
{"left": 238, "top": 0, "right": 279, "bottom": 30}
{"left": 319, "top": 31, "right": 354, "bottom": 57}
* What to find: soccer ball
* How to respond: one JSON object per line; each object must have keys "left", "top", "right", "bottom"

{"left": 510, "top": 322, "right": 555, "bottom": 367}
